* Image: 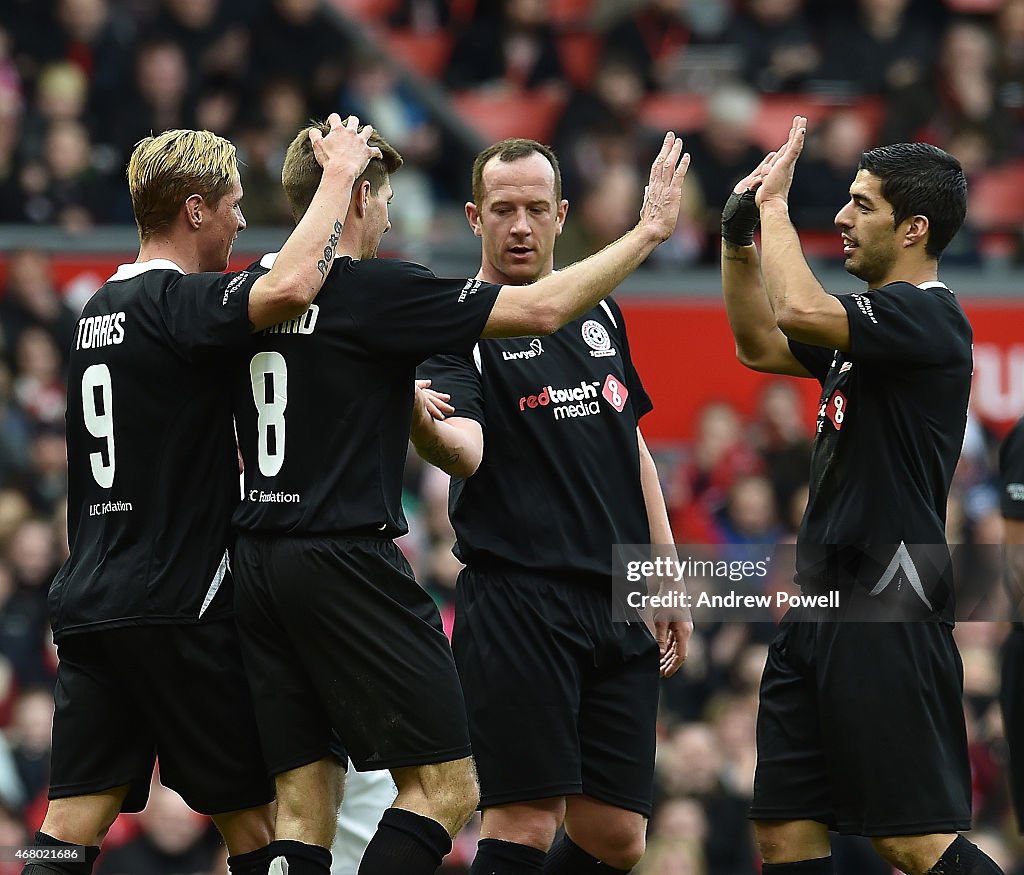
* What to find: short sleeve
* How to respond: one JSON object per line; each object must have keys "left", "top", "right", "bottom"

{"left": 837, "top": 283, "right": 967, "bottom": 367}
{"left": 158, "top": 269, "right": 258, "bottom": 359}
{"left": 418, "top": 352, "right": 486, "bottom": 428}
{"left": 346, "top": 259, "right": 500, "bottom": 362}
{"left": 1001, "top": 418, "right": 1024, "bottom": 521}
{"left": 605, "top": 298, "right": 652, "bottom": 420}
{"left": 787, "top": 339, "right": 834, "bottom": 384}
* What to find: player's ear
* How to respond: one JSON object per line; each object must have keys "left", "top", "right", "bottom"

{"left": 903, "top": 214, "right": 929, "bottom": 249}
{"left": 354, "top": 180, "right": 371, "bottom": 218}
{"left": 185, "top": 194, "right": 203, "bottom": 229}
{"left": 466, "top": 201, "right": 482, "bottom": 238}
{"left": 555, "top": 199, "right": 569, "bottom": 236}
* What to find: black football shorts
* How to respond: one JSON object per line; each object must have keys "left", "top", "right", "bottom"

{"left": 750, "top": 607, "right": 971, "bottom": 835}
{"left": 50, "top": 619, "right": 273, "bottom": 815}
{"left": 454, "top": 566, "right": 660, "bottom": 816}
{"left": 233, "top": 534, "right": 472, "bottom": 775}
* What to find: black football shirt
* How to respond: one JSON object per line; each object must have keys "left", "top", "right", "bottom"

{"left": 50, "top": 260, "right": 259, "bottom": 639}
{"left": 419, "top": 298, "right": 652, "bottom": 579}
{"left": 232, "top": 256, "right": 500, "bottom": 536}
{"left": 1001, "top": 417, "right": 1024, "bottom": 522}
{"left": 787, "top": 281, "right": 972, "bottom": 617}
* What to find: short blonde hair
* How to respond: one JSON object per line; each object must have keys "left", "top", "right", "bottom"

{"left": 127, "top": 129, "right": 238, "bottom": 241}
{"left": 281, "top": 119, "right": 403, "bottom": 223}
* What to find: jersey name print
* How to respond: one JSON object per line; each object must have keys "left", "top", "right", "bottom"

{"left": 51, "top": 260, "right": 259, "bottom": 639}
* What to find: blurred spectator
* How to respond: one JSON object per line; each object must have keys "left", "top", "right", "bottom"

{"left": 110, "top": 38, "right": 193, "bottom": 161}
{"left": 553, "top": 55, "right": 662, "bottom": 201}
{"left": 97, "top": 781, "right": 221, "bottom": 875}
{"left": 995, "top": 0, "right": 1024, "bottom": 124}
{"left": 444, "top": 0, "right": 566, "bottom": 92}
{"left": 0, "top": 363, "right": 32, "bottom": 488}
{"left": 727, "top": 0, "right": 820, "bottom": 93}
{"left": 0, "top": 801, "right": 28, "bottom": 874}
{"left": 817, "top": 0, "right": 936, "bottom": 96}
{"left": 233, "top": 118, "right": 293, "bottom": 225}
{"left": 556, "top": 162, "right": 642, "bottom": 265}
{"left": 21, "top": 424, "right": 68, "bottom": 516}
{"left": 714, "top": 475, "right": 782, "bottom": 544}
{"left": 594, "top": 0, "right": 695, "bottom": 92}
{"left": 6, "top": 688, "right": 52, "bottom": 809}
{"left": 20, "top": 62, "right": 90, "bottom": 163}
{"left": 194, "top": 76, "right": 244, "bottom": 137}
{"left": 884, "top": 19, "right": 1012, "bottom": 164}
{"left": 681, "top": 83, "right": 765, "bottom": 263}
{"left": 342, "top": 52, "right": 441, "bottom": 245}
{"left": 790, "top": 109, "right": 872, "bottom": 231}
{"left": 0, "top": 249, "right": 78, "bottom": 371}
{"left": 151, "top": 0, "right": 249, "bottom": 87}
{"left": 388, "top": 0, "right": 452, "bottom": 31}
{"left": 248, "top": 0, "right": 350, "bottom": 117}
{"left": 12, "top": 328, "right": 66, "bottom": 428}
{"left": 748, "top": 381, "right": 812, "bottom": 524}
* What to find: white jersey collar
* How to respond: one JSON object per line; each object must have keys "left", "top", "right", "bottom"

{"left": 260, "top": 252, "right": 279, "bottom": 269}
{"left": 917, "top": 280, "right": 949, "bottom": 291}
{"left": 107, "top": 258, "right": 186, "bottom": 282}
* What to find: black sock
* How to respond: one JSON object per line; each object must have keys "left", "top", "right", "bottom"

{"left": 21, "top": 832, "right": 100, "bottom": 875}
{"left": 470, "top": 838, "right": 547, "bottom": 874}
{"left": 926, "top": 836, "right": 1004, "bottom": 874}
{"left": 265, "top": 839, "right": 331, "bottom": 875}
{"left": 357, "top": 808, "right": 452, "bottom": 875}
{"left": 762, "top": 859, "right": 834, "bottom": 874}
{"left": 542, "top": 836, "right": 631, "bottom": 874}
{"left": 228, "top": 844, "right": 273, "bottom": 875}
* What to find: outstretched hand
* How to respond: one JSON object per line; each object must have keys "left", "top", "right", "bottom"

{"left": 638, "top": 132, "right": 691, "bottom": 243}
{"left": 309, "top": 113, "right": 384, "bottom": 179}
{"left": 411, "top": 379, "right": 454, "bottom": 436}
{"left": 754, "top": 115, "right": 807, "bottom": 208}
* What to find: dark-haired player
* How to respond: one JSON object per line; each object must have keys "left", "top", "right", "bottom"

{"left": 230, "top": 123, "right": 689, "bottom": 875}
{"left": 719, "top": 116, "right": 1002, "bottom": 875}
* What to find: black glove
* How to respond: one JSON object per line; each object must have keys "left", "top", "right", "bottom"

{"left": 721, "top": 188, "right": 760, "bottom": 246}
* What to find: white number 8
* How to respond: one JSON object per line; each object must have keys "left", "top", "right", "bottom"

{"left": 82, "top": 363, "right": 115, "bottom": 488}
{"left": 250, "top": 352, "right": 288, "bottom": 476}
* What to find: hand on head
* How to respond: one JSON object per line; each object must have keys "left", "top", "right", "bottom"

{"left": 309, "top": 113, "right": 384, "bottom": 178}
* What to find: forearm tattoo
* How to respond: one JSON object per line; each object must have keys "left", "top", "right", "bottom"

{"left": 418, "top": 435, "right": 462, "bottom": 472}
{"left": 722, "top": 241, "right": 750, "bottom": 264}
{"left": 317, "top": 219, "right": 344, "bottom": 277}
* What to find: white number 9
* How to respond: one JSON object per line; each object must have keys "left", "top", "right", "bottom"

{"left": 82, "top": 363, "right": 115, "bottom": 488}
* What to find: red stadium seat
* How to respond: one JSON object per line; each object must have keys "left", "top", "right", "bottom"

{"left": 639, "top": 93, "right": 708, "bottom": 135}
{"left": 452, "top": 90, "right": 567, "bottom": 144}
{"left": 550, "top": 0, "right": 594, "bottom": 26}
{"left": 328, "top": 0, "right": 399, "bottom": 20}
{"left": 751, "top": 96, "right": 832, "bottom": 152}
{"left": 386, "top": 29, "right": 453, "bottom": 78}
{"left": 969, "top": 161, "right": 1024, "bottom": 230}
{"left": 558, "top": 32, "right": 601, "bottom": 89}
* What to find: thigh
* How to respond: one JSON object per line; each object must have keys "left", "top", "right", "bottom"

{"left": 49, "top": 634, "right": 155, "bottom": 813}
{"left": 578, "top": 620, "right": 660, "bottom": 817}
{"left": 819, "top": 622, "right": 971, "bottom": 836}
{"left": 124, "top": 621, "right": 275, "bottom": 815}
{"left": 750, "top": 614, "right": 835, "bottom": 828}
{"left": 233, "top": 536, "right": 341, "bottom": 777}
{"left": 269, "top": 536, "right": 471, "bottom": 771}
{"left": 454, "top": 570, "right": 586, "bottom": 808}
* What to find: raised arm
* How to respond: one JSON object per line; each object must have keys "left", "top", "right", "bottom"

{"left": 756, "top": 115, "right": 850, "bottom": 350}
{"left": 248, "top": 114, "right": 382, "bottom": 332}
{"left": 721, "top": 156, "right": 812, "bottom": 377}
{"left": 481, "top": 133, "right": 690, "bottom": 338}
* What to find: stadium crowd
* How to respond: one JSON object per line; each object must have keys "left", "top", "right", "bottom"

{"left": 0, "top": 0, "right": 1022, "bottom": 873}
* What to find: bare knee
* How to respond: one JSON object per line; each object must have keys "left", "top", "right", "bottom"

{"left": 274, "top": 758, "right": 346, "bottom": 847}
{"left": 871, "top": 833, "right": 957, "bottom": 875}
{"left": 42, "top": 787, "right": 129, "bottom": 846}
{"left": 753, "top": 819, "right": 831, "bottom": 865}
{"left": 212, "top": 803, "right": 275, "bottom": 855}
{"left": 480, "top": 798, "right": 566, "bottom": 853}
{"left": 565, "top": 800, "right": 647, "bottom": 870}
{"left": 392, "top": 756, "right": 480, "bottom": 836}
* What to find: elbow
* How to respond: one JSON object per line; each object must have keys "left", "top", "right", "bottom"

{"left": 775, "top": 304, "right": 813, "bottom": 337}
{"left": 449, "top": 456, "right": 481, "bottom": 479}
{"left": 735, "top": 342, "right": 771, "bottom": 373}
